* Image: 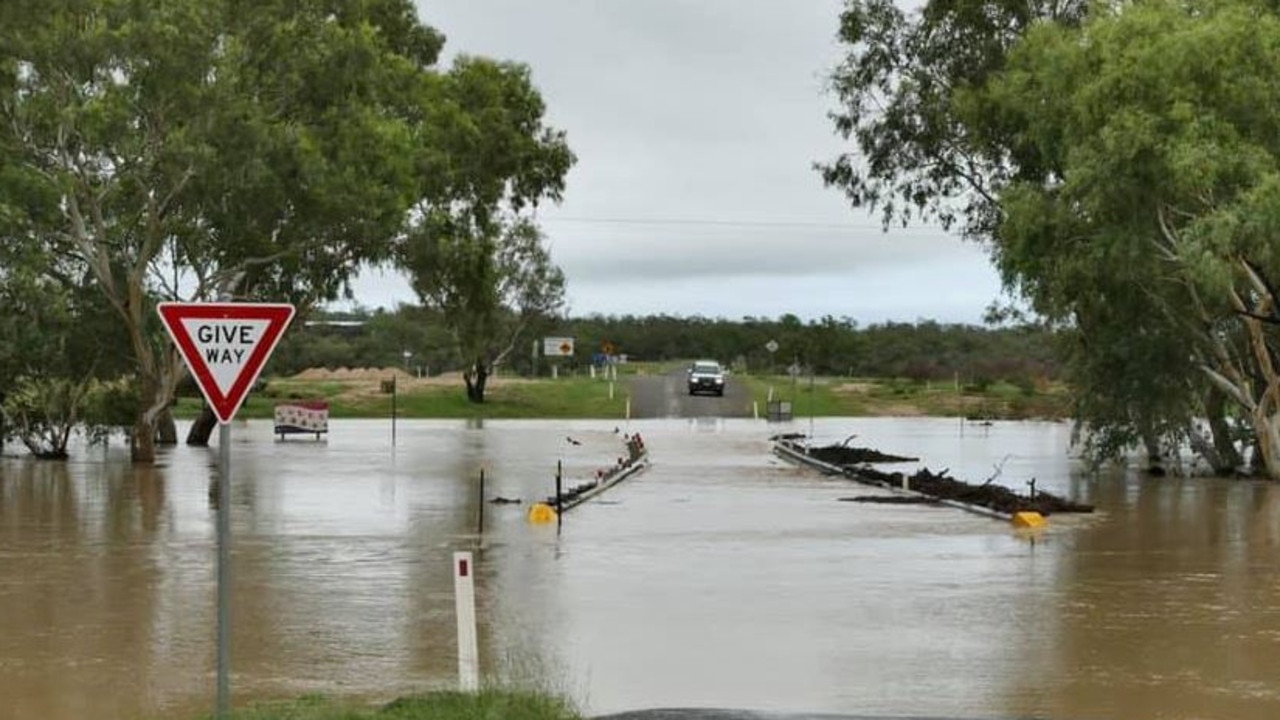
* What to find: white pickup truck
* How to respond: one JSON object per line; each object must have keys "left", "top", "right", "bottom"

{"left": 687, "top": 360, "right": 726, "bottom": 397}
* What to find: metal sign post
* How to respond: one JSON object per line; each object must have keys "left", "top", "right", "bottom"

{"left": 156, "top": 301, "right": 295, "bottom": 720}
{"left": 216, "top": 422, "right": 231, "bottom": 715}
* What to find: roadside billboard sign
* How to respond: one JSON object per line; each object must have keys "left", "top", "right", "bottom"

{"left": 543, "top": 336, "right": 575, "bottom": 357}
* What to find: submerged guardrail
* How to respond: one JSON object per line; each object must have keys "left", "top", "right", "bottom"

{"left": 773, "top": 438, "right": 1093, "bottom": 524}
{"left": 528, "top": 433, "right": 650, "bottom": 523}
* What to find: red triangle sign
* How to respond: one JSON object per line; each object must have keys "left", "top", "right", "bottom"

{"left": 157, "top": 302, "right": 296, "bottom": 424}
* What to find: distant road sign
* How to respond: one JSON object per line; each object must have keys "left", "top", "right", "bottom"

{"left": 765, "top": 339, "right": 779, "bottom": 353}
{"left": 157, "top": 303, "right": 296, "bottom": 424}
{"left": 543, "top": 336, "right": 575, "bottom": 357}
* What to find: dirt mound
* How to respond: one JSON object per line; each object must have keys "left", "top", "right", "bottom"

{"left": 291, "top": 367, "right": 418, "bottom": 382}
{"left": 832, "top": 382, "right": 876, "bottom": 395}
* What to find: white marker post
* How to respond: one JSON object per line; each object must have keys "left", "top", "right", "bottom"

{"left": 157, "top": 302, "right": 295, "bottom": 719}
{"left": 453, "top": 552, "right": 480, "bottom": 691}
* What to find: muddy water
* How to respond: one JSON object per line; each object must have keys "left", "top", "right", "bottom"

{"left": 1, "top": 418, "right": 1279, "bottom": 720}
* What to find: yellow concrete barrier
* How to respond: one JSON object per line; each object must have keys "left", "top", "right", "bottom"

{"left": 1012, "top": 511, "right": 1047, "bottom": 529}
{"left": 527, "top": 502, "right": 558, "bottom": 524}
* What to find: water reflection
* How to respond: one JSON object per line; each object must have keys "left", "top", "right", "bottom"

{"left": 0, "top": 459, "right": 187, "bottom": 720}
{"left": 0, "top": 419, "right": 1278, "bottom": 720}
{"left": 1004, "top": 474, "right": 1280, "bottom": 720}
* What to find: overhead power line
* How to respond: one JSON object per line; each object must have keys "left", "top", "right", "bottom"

{"left": 538, "top": 215, "right": 928, "bottom": 231}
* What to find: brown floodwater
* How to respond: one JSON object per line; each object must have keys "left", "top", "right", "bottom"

{"left": 1, "top": 417, "right": 1279, "bottom": 720}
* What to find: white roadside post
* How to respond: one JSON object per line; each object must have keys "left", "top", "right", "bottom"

{"left": 454, "top": 552, "right": 480, "bottom": 691}
{"left": 157, "top": 302, "right": 295, "bottom": 720}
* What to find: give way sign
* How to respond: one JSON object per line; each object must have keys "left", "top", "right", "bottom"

{"left": 157, "top": 302, "right": 296, "bottom": 424}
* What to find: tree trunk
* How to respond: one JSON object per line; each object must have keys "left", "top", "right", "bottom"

{"left": 1238, "top": 287, "right": 1280, "bottom": 480}
{"left": 1140, "top": 428, "right": 1165, "bottom": 475}
{"left": 156, "top": 409, "right": 178, "bottom": 445}
{"left": 131, "top": 374, "right": 170, "bottom": 464}
{"left": 186, "top": 406, "right": 218, "bottom": 446}
{"left": 1252, "top": 438, "right": 1267, "bottom": 475}
{"left": 1205, "top": 388, "right": 1243, "bottom": 474}
{"left": 1251, "top": 408, "right": 1280, "bottom": 481}
{"left": 132, "top": 416, "right": 157, "bottom": 463}
{"left": 464, "top": 360, "right": 488, "bottom": 403}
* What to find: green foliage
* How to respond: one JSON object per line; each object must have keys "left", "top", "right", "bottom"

{"left": 422, "top": 57, "right": 574, "bottom": 216}
{"left": 270, "top": 307, "right": 1059, "bottom": 390}
{"left": 400, "top": 217, "right": 567, "bottom": 402}
{"left": 395, "top": 52, "right": 576, "bottom": 404}
{"left": 80, "top": 376, "right": 142, "bottom": 437}
{"left": 268, "top": 306, "right": 457, "bottom": 376}
{"left": 982, "top": 0, "right": 1280, "bottom": 470}
{"left": 824, "top": 0, "right": 1280, "bottom": 471}
{"left": 0, "top": 0, "right": 573, "bottom": 457}
{"left": 821, "top": 0, "right": 1087, "bottom": 236}
{"left": 562, "top": 314, "right": 1056, "bottom": 382}
{"left": 0, "top": 255, "right": 134, "bottom": 457}
{"left": 734, "top": 373, "right": 1067, "bottom": 419}
{"left": 0, "top": 375, "right": 140, "bottom": 458}
{"left": 1, "top": 376, "right": 88, "bottom": 458}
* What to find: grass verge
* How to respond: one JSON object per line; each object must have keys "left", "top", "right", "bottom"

{"left": 739, "top": 374, "right": 1069, "bottom": 420}
{"left": 172, "top": 369, "right": 1069, "bottom": 421}
{"left": 197, "top": 691, "right": 581, "bottom": 720}
{"left": 173, "top": 375, "right": 630, "bottom": 421}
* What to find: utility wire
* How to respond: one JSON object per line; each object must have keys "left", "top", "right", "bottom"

{"left": 538, "top": 215, "right": 936, "bottom": 231}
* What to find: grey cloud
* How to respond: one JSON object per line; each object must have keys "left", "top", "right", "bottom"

{"left": 543, "top": 221, "right": 988, "bottom": 280}
{"left": 563, "top": 260, "right": 1005, "bottom": 323}
{"left": 394, "top": 0, "right": 1006, "bottom": 323}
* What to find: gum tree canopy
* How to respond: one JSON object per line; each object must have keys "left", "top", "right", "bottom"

{"left": 985, "top": 0, "right": 1280, "bottom": 477}
{"left": 396, "top": 57, "right": 574, "bottom": 404}
{"left": 824, "top": 0, "right": 1280, "bottom": 476}
{"left": 0, "top": 0, "right": 572, "bottom": 460}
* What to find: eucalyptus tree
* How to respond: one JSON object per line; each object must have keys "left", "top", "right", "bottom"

{"left": 822, "top": 0, "right": 1252, "bottom": 471}
{"left": 821, "top": 0, "right": 1088, "bottom": 239}
{"left": 985, "top": 0, "right": 1280, "bottom": 476}
{"left": 396, "top": 56, "right": 575, "bottom": 403}
{"left": 401, "top": 215, "right": 566, "bottom": 402}
{"left": 0, "top": 253, "right": 133, "bottom": 457}
{"left": 0, "top": 0, "right": 572, "bottom": 460}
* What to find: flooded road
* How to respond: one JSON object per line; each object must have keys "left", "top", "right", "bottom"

{"left": 2, "top": 418, "right": 1279, "bottom": 720}
{"left": 627, "top": 367, "right": 753, "bottom": 418}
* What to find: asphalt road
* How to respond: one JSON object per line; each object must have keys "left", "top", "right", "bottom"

{"left": 627, "top": 366, "right": 754, "bottom": 419}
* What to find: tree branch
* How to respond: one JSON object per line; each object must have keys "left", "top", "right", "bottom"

{"left": 1201, "top": 365, "right": 1253, "bottom": 410}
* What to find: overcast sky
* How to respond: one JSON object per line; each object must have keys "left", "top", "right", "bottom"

{"left": 349, "top": 0, "right": 1006, "bottom": 324}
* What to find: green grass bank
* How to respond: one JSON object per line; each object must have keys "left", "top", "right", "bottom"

{"left": 174, "top": 362, "right": 1068, "bottom": 421}
{"left": 188, "top": 691, "right": 580, "bottom": 720}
